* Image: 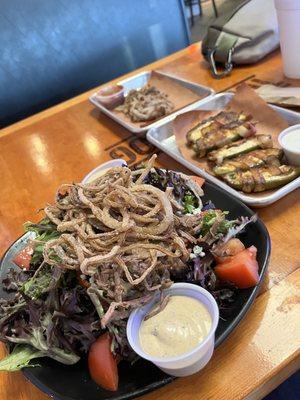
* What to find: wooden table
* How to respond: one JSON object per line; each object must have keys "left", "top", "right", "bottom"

{"left": 0, "top": 43, "right": 299, "bottom": 400}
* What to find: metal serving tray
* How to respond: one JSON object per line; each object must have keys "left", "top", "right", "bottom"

{"left": 89, "top": 71, "right": 214, "bottom": 134}
{"left": 147, "top": 92, "right": 300, "bottom": 207}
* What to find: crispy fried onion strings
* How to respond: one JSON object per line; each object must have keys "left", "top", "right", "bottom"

{"left": 41, "top": 155, "right": 203, "bottom": 329}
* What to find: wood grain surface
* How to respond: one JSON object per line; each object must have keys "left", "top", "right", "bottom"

{"left": 0, "top": 43, "right": 299, "bottom": 400}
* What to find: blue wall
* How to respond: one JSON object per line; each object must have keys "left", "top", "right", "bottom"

{"left": 0, "top": 0, "right": 190, "bottom": 127}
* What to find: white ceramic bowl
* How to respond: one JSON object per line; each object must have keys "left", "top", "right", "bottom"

{"left": 81, "top": 159, "right": 126, "bottom": 184}
{"left": 127, "top": 283, "right": 219, "bottom": 377}
{"left": 278, "top": 124, "right": 300, "bottom": 166}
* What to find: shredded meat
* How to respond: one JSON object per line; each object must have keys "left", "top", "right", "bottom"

{"left": 116, "top": 85, "right": 174, "bottom": 122}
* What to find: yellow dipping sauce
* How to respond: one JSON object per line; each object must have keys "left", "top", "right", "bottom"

{"left": 139, "top": 295, "right": 212, "bottom": 358}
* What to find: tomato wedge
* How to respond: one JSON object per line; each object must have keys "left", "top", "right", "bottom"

{"left": 190, "top": 175, "right": 205, "bottom": 188}
{"left": 88, "top": 333, "right": 118, "bottom": 391}
{"left": 215, "top": 246, "right": 259, "bottom": 289}
{"left": 12, "top": 244, "right": 34, "bottom": 270}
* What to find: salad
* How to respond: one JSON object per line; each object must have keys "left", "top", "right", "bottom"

{"left": 0, "top": 155, "right": 258, "bottom": 391}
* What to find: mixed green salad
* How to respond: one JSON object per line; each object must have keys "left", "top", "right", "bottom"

{"left": 0, "top": 158, "right": 258, "bottom": 391}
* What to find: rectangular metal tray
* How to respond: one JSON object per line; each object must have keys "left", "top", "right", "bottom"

{"left": 147, "top": 92, "right": 300, "bottom": 207}
{"left": 89, "top": 71, "right": 214, "bottom": 134}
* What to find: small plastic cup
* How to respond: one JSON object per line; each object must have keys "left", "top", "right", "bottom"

{"left": 81, "top": 158, "right": 126, "bottom": 184}
{"left": 126, "top": 283, "right": 219, "bottom": 377}
{"left": 95, "top": 85, "right": 125, "bottom": 109}
{"left": 274, "top": 0, "right": 300, "bottom": 79}
{"left": 278, "top": 124, "right": 300, "bottom": 166}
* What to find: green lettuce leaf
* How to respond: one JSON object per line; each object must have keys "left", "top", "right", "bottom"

{"left": 0, "top": 345, "right": 43, "bottom": 371}
{"left": 200, "top": 210, "right": 233, "bottom": 236}
{"left": 21, "top": 269, "right": 53, "bottom": 299}
{"left": 183, "top": 194, "right": 198, "bottom": 214}
{"left": 24, "top": 219, "right": 60, "bottom": 267}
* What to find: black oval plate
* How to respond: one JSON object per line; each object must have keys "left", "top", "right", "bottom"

{"left": 0, "top": 182, "right": 270, "bottom": 400}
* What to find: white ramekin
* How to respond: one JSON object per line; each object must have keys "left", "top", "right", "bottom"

{"left": 278, "top": 125, "right": 300, "bottom": 166}
{"left": 81, "top": 159, "right": 126, "bottom": 184}
{"left": 95, "top": 85, "right": 125, "bottom": 109}
{"left": 126, "top": 283, "right": 219, "bottom": 377}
